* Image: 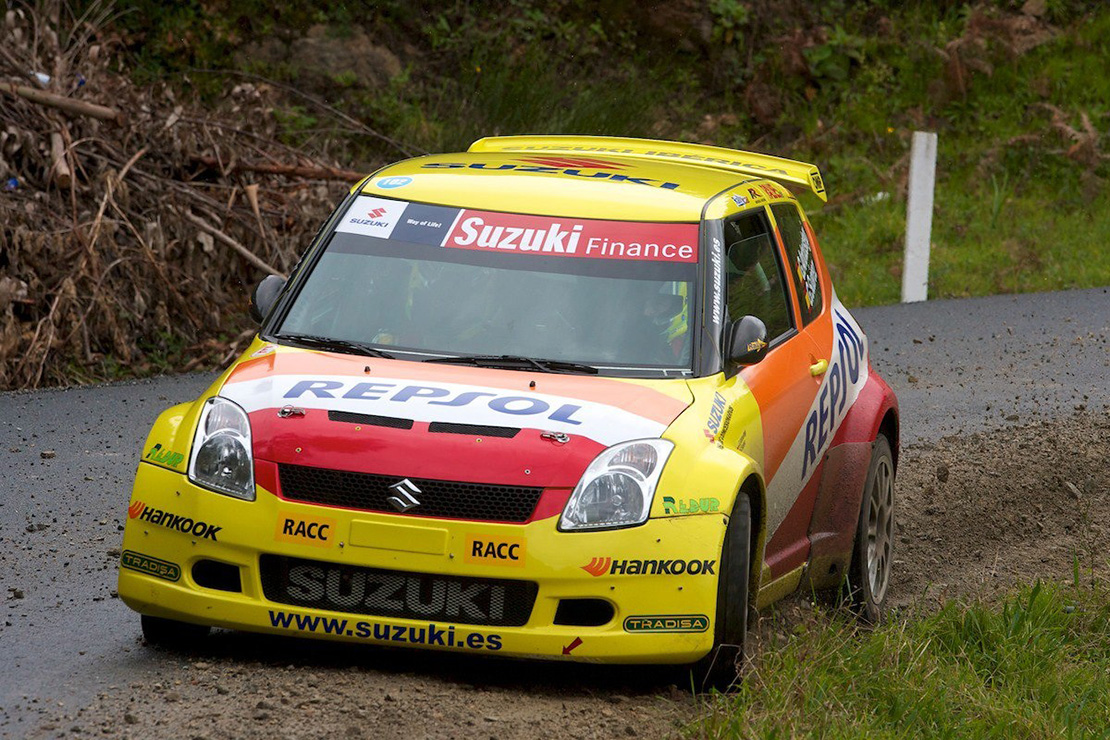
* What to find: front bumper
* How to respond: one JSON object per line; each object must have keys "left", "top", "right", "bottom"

{"left": 119, "top": 463, "right": 727, "bottom": 664}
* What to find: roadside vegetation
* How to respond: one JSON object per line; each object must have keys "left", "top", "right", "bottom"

{"left": 1, "top": 0, "right": 1108, "bottom": 387}
{"left": 695, "top": 579, "right": 1110, "bottom": 738}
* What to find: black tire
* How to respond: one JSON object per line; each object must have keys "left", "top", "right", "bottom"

{"left": 141, "top": 614, "right": 210, "bottom": 649}
{"left": 846, "top": 434, "right": 895, "bottom": 623}
{"left": 691, "top": 491, "right": 751, "bottom": 692}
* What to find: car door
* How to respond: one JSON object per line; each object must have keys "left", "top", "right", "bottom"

{"left": 757, "top": 201, "right": 836, "bottom": 582}
{"left": 716, "top": 203, "right": 825, "bottom": 582}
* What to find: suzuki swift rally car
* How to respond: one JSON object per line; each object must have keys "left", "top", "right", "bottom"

{"left": 119, "top": 136, "right": 898, "bottom": 687}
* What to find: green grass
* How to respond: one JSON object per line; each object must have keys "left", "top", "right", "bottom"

{"left": 693, "top": 581, "right": 1110, "bottom": 738}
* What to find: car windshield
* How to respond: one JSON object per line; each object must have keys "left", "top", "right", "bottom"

{"left": 276, "top": 196, "right": 700, "bottom": 376}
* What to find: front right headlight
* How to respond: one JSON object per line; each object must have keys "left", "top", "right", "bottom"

{"left": 559, "top": 439, "right": 673, "bottom": 531}
{"left": 187, "top": 397, "right": 255, "bottom": 501}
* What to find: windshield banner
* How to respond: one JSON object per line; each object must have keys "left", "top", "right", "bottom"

{"left": 337, "top": 196, "right": 698, "bottom": 264}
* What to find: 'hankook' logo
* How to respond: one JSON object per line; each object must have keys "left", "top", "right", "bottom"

{"left": 387, "top": 479, "right": 422, "bottom": 512}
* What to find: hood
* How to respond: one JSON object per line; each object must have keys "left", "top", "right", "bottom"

{"left": 219, "top": 345, "right": 693, "bottom": 489}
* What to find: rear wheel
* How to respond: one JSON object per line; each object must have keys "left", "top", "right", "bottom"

{"left": 692, "top": 492, "right": 751, "bottom": 692}
{"left": 141, "top": 614, "right": 210, "bottom": 649}
{"left": 846, "top": 434, "right": 895, "bottom": 623}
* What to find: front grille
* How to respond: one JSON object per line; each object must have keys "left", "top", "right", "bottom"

{"left": 260, "top": 555, "right": 537, "bottom": 627}
{"left": 278, "top": 464, "right": 543, "bottom": 522}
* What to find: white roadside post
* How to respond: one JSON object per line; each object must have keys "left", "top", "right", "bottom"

{"left": 901, "top": 131, "right": 938, "bottom": 303}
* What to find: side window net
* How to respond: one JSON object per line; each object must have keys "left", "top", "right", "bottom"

{"left": 723, "top": 211, "right": 793, "bottom": 342}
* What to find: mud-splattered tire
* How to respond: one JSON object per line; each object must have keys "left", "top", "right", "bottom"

{"left": 141, "top": 614, "right": 210, "bottom": 649}
{"left": 692, "top": 492, "right": 751, "bottom": 692}
{"left": 846, "top": 434, "right": 895, "bottom": 623}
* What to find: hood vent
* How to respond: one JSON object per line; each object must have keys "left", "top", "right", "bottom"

{"left": 428, "top": 422, "right": 519, "bottom": 438}
{"left": 328, "top": 410, "right": 414, "bottom": 430}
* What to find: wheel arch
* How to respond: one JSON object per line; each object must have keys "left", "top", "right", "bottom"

{"left": 738, "top": 474, "right": 766, "bottom": 607}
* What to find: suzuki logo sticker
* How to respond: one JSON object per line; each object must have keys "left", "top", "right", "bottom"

{"left": 387, "top": 479, "right": 422, "bottom": 512}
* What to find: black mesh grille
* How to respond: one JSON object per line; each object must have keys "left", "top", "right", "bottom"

{"left": 428, "top": 422, "right": 519, "bottom": 438}
{"left": 328, "top": 410, "right": 413, "bottom": 429}
{"left": 278, "top": 464, "right": 543, "bottom": 522}
{"left": 260, "top": 555, "right": 537, "bottom": 627}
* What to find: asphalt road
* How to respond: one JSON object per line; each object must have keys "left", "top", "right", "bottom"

{"left": 1, "top": 287, "right": 1107, "bottom": 736}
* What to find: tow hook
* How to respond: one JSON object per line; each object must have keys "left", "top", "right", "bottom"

{"left": 541, "top": 431, "right": 569, "bottom": 444}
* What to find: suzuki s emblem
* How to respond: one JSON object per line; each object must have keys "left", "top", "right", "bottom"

{"left": 387, "top": 479, "right": 422, "bottom": 512}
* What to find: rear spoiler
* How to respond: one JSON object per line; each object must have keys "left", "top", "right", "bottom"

{"left": 469, "top": 135, "right": 827, "bottom": 202}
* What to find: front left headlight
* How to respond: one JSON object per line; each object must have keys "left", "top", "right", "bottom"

{"left": 187, "top": 397, "right": 255, "bottom": 501}
{"left": 559, "top": 439, "right": 673, "bottom": 531}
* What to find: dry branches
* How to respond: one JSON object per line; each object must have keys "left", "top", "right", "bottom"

{"left": 0, "top": 2, "right": 365, "bottom": 389}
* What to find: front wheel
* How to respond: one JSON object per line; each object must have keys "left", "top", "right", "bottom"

{"left": 691, "top": 491, "right": 751, "bottom": 692}
{"left": 846, "top": 434, "right": 895, "bottom": 623}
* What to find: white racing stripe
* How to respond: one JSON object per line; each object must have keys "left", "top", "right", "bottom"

{"left": 221, "top": 373, "right": 668, "bottom": 447}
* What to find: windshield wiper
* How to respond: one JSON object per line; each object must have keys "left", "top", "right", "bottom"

{"left": 274, "top": 333, "right": 394, "bottom": 359}
{"left": 424, "top": 354, "right": 598, "bottom": 375}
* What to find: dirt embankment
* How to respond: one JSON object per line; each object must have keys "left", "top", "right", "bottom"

{"left": 22, "top": 413, "right": 1110, "bottom": 739}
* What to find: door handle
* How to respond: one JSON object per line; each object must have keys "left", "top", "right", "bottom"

{"left": 809, "top": 359, "right": 828, "bottom": 377}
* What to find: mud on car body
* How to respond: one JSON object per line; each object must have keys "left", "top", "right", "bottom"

{"left": 119, "top": 136, "right": 898, "bottom": 688}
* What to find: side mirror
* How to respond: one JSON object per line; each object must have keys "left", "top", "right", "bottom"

{"left": 727, "top": 315, "right": 769, "bottom": 366}
{"left": 249, "top": 275, "right": 287, "bottom": 324}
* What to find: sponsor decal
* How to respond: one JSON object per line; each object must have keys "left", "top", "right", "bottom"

{"left": 335, "top": 195, "right": 407, "bottom": 239}
{"left": 746, "top": 337, "right": 768, "bottom": 353}
{"left": 223, "top": 372, "right": 669, "bottom": 448}
{"left": 731, "top": 194, "right": 748, "bottom": 208}
{"left": 127, "top": 500, "right": 222, "bottom": 541}
{"left": 421, "top": 160, "right": 680, "bottom": 190}
{"left": 120, "top": 550, "right": 180, "bottom": 582}
{"left": 800, "top": 310, "right": 867, "bottom": 479}
{"left": 275, "top": 513, "right": 336, "bottom": 548}
{"left": 562, "top": 636, "right": 583, "bottom": 655}
{"left": 795, "top": 226, "right": 819, "bottom": 311}
{"left": 284, "top": 564, "right": 507, "bottom": 622}
{"left": 250, "top": 344, "right": 276, "bottom": 358}
{"left": 709, "top": 237, "right": 724, "bottom": 328}
{"left": 283, "top": 379, "right": 586, "bottom": 425}
{"left": 144, "top": 443, "right": 184, "bottom": 469}
{"left": 704, "top": 392, "right": 727, "bottom": 440}
{"left": 745, "top": 186, "right": 766, "bottom": 202}
{"left": 442, "top": 210, "right": 698, "bottom": 263}
{"left": 811, "top": 171, "right": 825, "bottom": 194}
{"left": 376, "top": 176, "right": 412, "bottom": 189}
{"left": 580, "top": 557, "right": 716, "bottom": 577}
{"left": 623, "top": 614, "right": 709, "bottom": 633}
{"left": 662, "top": 497, "right": 720, "bottom": 515}
{"left": 758, "top": 182, "right": 786, "bottom": 200}
{"left": 268, "top": 610, "right": 502, "bottom": 651}
{"left": 464, "top": 535, "right": 525, "bottom": 567}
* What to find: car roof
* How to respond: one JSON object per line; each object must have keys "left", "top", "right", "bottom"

{"left": 358, "top": 136, "right": 826, "bottom": 222}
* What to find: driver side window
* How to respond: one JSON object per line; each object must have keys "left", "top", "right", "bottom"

{"left": 723, "top": 209, "right": 793, "bottom": 343}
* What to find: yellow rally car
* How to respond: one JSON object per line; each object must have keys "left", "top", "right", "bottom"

{"left": 119, "top": 136, "right": 898, "bottom": 687}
